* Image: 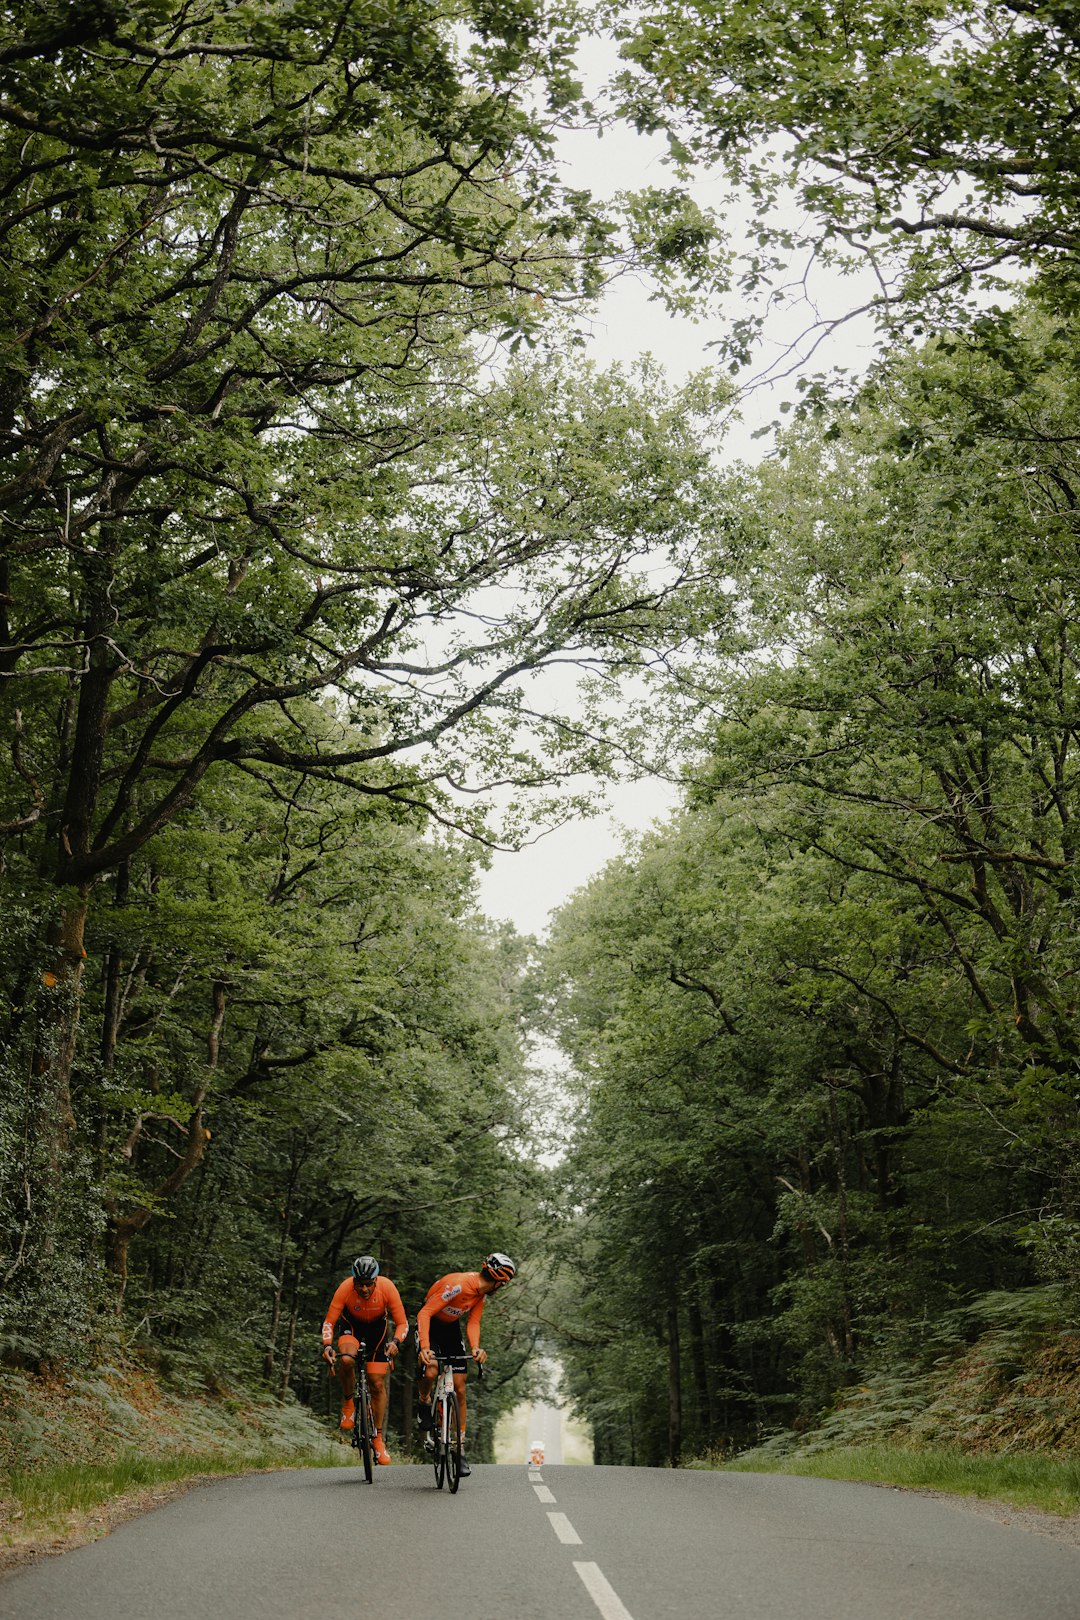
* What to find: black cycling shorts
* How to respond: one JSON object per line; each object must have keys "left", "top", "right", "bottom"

{"left": 339, "top": 1311, "right": 391, "bottom": 1364}
{"left": 426, "top": 1315, "right": 468, "bottom": 1371}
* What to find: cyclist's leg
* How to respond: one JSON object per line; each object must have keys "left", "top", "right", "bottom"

{"left": 435, "top": 1320, "right": 467, "bottom": 1438}
{"left": 418, "top": 1319, "right": 456, "bottom": 1427}
{"left": 453, "top": 1367, "right": 468, "bottom": 1450}
{"left": 416, "top": 1357, "right": 437, "bottom": 1430}
{"left": 365, "top": 1320, "right": 393, "bottom": 1461}
{"left": 448, "top": 1369, "right": 473, "bottom": 1476}
{"left": 367, "top": 1366, "right": 388, "bottom": 1428}
{"left": 365, "top": 1318, "right": 391, "bottom": 1431}
{"left": 336, "top": 1333, "right": 360, "bottom": 1427}
{"left": 336, "top": 1333, "right": 360, "bottom": 1397}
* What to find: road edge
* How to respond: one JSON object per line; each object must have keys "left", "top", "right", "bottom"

{"left": 0, "top": 1469, "right": 272, "bottom": 1576}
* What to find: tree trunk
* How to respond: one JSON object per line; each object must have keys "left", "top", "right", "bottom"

{"left": 106, "top": 981, "right": 223, "bottom": 1290}
{"left": 278, "top": 1292, "right": 299, "bottom": 1400}
{"left": 827, "top": 1082, "right": 857, "bottom": 1366}
{"left": 29, "top": 895, "right": 90, "bottom": 1260}
{"left": 687, "top": 1295, "right": 710, "bottom": 1447}
{"left": 279, "top": 1253, "right": 307, "bottom": 1401}
{"left": 30, "top": 539, "right": 120, "bottom": 1267}
{"left": 96, "top": 862, "right": 129, "bottom": 1177}
{"left": 666, "top": 1298, "right": 683, "bottom": 1467}
{"left": 265, "top": 1138, "right": 300, "bottom": 1383}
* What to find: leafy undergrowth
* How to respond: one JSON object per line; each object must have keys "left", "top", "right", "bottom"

{"left": 698, "top": 1288, "right": 1080, "bottom": 1517}
{"left": 0, "top": 1348, "right": 349, "bottom": 1556}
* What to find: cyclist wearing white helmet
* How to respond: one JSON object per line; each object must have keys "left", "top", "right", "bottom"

{"left": 321, "top": 1254, "right": 408, "bottom": 1464}
{"left": 414, "top": 1252, "right": 516, "bottom": 1476}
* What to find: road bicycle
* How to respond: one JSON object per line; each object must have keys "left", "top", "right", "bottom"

{"left": 428, "top": 1353, "right": 486, "bottom": 1492}
{"left": 327, "top": 1338, "right": 378, "bottom": 1483}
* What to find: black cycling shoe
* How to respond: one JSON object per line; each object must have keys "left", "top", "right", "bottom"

{"left": 415, "top": 1404, "right": 434, "bottom": 1432}
{"left": 457, "top": 1456, "right": 471, "bottom": 1478}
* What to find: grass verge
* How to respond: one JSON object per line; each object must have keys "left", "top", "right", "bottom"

{"left": 0, "top": 1446, "right": 351, "bottom": 1561}
{"left": 721, "top": 1443, "right": 1080, "bottom": 1517}
{"left": 8, "top": 1446, "right": 344, "bottom": 1525}
{"left": 0, "top": 1351, "right": 359, "bottom": 1564}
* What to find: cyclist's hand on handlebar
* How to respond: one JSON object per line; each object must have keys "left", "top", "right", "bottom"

{"left": 321, "top": 1344, "right": 336, "bottom": 1366}
{"left": 472, "top": 1346, "right": 488, "bottom": 1366}
{"left": 419, "top": 1347, "right": 435, "bottom": 1370}
{"left": 386, "top": 1337, "right": 400, "bottom": 1360}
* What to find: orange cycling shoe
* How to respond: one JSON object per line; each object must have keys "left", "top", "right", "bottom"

{"left": 373, "top": 1435, "right": 392, "bottom": 1465}
{"left": 339, "top": 1399, "right": 355, "bottom": 1432}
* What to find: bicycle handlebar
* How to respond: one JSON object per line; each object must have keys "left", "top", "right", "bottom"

{"left": 428, "top": 1352, "right": 487, "bottom": 1377}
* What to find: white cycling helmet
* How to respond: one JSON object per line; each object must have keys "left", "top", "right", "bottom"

{"left": 482, "top": 1252, "right": 516, "bottom": 1283}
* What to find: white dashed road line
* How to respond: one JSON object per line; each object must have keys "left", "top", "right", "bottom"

{"left": 526, "top": 1471, "right": 635, "bottom": 1620}
{"left": 546, "top": 1511, "right": 583, "bottom": 1545}
{"left": 574, "top": 1561, "right": 636, "bottom": 1620}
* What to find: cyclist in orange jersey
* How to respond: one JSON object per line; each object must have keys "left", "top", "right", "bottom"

{"left": 321, "top": 1255, "right": 408, "bottom": 1464}
{"left": 414, "top": 1251, "right": 516, "bottom": 1476}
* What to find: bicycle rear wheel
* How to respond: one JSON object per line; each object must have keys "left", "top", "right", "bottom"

{"left": 446, "top": 1392, "right": 462, "bottom": 1494}
{"left": 433, "top": 1397, "right": 447, "bottom": 1489}
{"left": 357, "top": 1370, "right": 373, "bottom": 1483}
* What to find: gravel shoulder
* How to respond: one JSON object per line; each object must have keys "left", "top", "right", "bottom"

{"left": 885, "top": 1483, "right": 1080, "bottom": 1549}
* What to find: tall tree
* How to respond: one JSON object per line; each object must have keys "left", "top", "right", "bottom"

{"left": 541, "top": 301, "right": 1080, "bottom": 1455}
{"left": 0, "top": 2, "right": 729, "bottom": 1328}
{"left": 610, "top": 1, "right": 1080, "bottom": 359}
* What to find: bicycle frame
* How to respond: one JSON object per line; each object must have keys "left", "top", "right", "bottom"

{"left": 328, "top": 1337, "right": 376, "bottom": 1483}
{"left": 430, "top": 1354, "right": 464, "bottom": 1493}
{"left": 352, "top": 1350, "right": 375, "bottom": 1482}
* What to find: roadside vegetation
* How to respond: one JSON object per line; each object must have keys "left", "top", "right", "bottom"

{"left": 0, "top": 1352, "right": 345, "bottom": 1556}
{"left": 704, "top": 1286, "right": 1080, "bottom": 1516}
{"left": 2, "top": 1449, "right": 342, "bottom": 1555}
{"left": 722, "top": 1447, "right": 1080, "bottom": 1521}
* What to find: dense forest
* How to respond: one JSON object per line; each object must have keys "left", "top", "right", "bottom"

{"left": 541, "top": 1, "right": 1080, "bottom": 1465}
{"left": 3, "top": 1, "right": 1080, "bottom": 1469}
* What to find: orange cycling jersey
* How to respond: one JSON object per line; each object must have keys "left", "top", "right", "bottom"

{"left": 321, "top": 1276, "right": 408, "bottom": 1348}
{"left": 416, "top": 1271, "right": 488, "bottom": 1355}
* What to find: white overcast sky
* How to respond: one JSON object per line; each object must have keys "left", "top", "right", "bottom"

{"left": 475, "top": 43, "right": 880, "bottom": 939}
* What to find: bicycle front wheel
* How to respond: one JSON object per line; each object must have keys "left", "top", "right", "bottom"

{"left": 433, "top": 1397, "right": 446, "bottom": 1490}
{"left": 447, "top": 1392, "right": 462, "bottom": 1494}
{"left": 358, "top": 1372, "right": 373, "bottom": 1483}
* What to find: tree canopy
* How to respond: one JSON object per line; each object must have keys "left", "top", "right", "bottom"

{"left": 611, "top": 1, "right": 1080, "bottom": 361}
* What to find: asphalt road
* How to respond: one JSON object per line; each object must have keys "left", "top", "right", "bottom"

{"left": 527, "top": 1395, "right": 564, "bottom": 1463}
{"left": 3, "top": 1463, "right": 1079, "bottom": 1620}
